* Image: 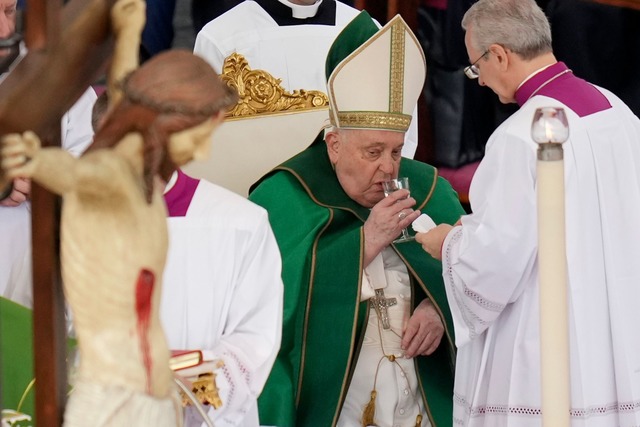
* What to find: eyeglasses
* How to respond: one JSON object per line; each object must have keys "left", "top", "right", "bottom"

{"left": 464, "top": 51, "right": 489, "bottom": 79}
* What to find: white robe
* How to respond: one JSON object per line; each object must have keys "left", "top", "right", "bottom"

{"left": 443, "top": 80, "right": 640, "bottom": 425}
{"left": 339, "top": 247, "right": 429, "bottom": 427}
{"left": 161, "top": 174, "right": 283, "bottom": 427}
{"left": 0, "top": 87, "right": 97, "bottom": 307}
{"left": 193, "top": 0, "right": 419, "bottom": 159}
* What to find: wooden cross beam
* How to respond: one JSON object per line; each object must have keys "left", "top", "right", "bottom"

{"left": 0, "top": 0, "right": 116, "bottom": 135}
{"left": 0, "top": 0, "right": 116, "bottom": 425}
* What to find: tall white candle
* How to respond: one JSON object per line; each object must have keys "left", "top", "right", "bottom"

{"left": 532, "top": 107, "right": 571, "bottom": 427}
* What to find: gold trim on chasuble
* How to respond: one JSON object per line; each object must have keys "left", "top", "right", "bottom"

{"left": 391, "top": 170, "right": 456, "bottom": 425}
{"left": 331, "top": 226, "right": 366, "bottom": 427}
{"left": 397, "top": 170, "right": 456, "bottom": 357}
{"left": 295, "top": 208, "right": 334, "bottom": 407}
{"left": 393, "top": 249, "right": 454, "bottom": 426}
{"left": 282, "top": 168, "right": 365, "bottom": 426}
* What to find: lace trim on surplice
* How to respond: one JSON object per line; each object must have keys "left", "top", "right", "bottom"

{"left": 454, "top": 392, "right": 640, "bottom": 424}
{"left": 444, "top": 229, "right": 503, "bottom": 340}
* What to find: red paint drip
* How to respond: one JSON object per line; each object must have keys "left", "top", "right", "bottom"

{"left": 136, "top": 268, "right": 155, "bottom": 393}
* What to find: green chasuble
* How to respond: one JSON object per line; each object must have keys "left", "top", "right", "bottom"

{"left": 250, "top": 141, "right": 465, "bottom": 427}
{"left": 1, "top": 297, "right": 36, "bottom": 425}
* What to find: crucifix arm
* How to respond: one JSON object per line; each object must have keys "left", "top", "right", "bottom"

{"left": 2, "top": 131, "right": 136, "bottom": 198}
{"left": 108, "top": 0, "right": 145, "bottom": 107}
{"left": 2, "top": 131, "right": 77, "bottom": 195}
{"left": 31, "top": 149, "right": 81, "bottom": 196}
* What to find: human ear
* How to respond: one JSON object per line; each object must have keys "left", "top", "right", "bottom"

{"left": 325, "top": 131, "right": 341, "bottom": 164}
{"left": 490, "top": 44, "right": 509, "bottom": 70}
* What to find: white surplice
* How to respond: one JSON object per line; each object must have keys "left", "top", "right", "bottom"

{"left": 338, "top": 247, "right": 429, "bottom": 427}
{"left": 443, "top": 84, "right": 640, "bottom": 426}
{"left": 193, "top": 0, "right": 419, "bottom": 159}
{"left": 161, "top": 174, "right": 283, "bottom": 427}
{"left": 194, "top": 0, "right": 361, "bottom": 93}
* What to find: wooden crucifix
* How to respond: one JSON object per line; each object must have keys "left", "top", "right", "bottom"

{"left": 0, "top": 0, "right": 116, "bottom": 425}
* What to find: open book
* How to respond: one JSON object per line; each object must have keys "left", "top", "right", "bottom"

{"left": 170, "top": 350, "right": 221, "bottom": 377}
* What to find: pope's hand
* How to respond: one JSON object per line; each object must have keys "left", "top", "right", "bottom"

{"left": 401, "top": 299, "right": 444, "bottom": 358}
{"left": 363, "top": 189, "right": 420, "bottom": 259}
{"left": 1, "top": 131, "right": 40, "bottom": 181}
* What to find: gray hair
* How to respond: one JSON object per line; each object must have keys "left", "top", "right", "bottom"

{"left": 327, "top": 126, "right": 354, "bottom": 140}
{"left": 462, "top": 0, "right": 552, "bottom": 60}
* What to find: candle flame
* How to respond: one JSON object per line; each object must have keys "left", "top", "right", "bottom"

{"left": 545, "top": 121, "right": 554, "bottom": 141}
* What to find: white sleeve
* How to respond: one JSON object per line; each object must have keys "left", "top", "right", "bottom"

{"left": 193, "top": 28, "right": 227, "bottom": 74}
{"left": 61, "top": 88, "right": 97, "bottom": 157}
{"left": 0, "top": 203, "right": 33, "bottom": 308}
{"left": 202, "top": 211, "right": 283, "bottom": 426}
{"left": 401, "top": 104, "right": 419, "bottom": 159}
{"left": 441, "top": 128, "right": 538, "bottom": 347}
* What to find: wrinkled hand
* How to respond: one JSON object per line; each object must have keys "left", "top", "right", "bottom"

{"left": 0, "top": 178, "right": 31, "bottom": 207}
{"left": 363, "top": 189, "right": 421, "bottom": 259}
{"left": 401, "top": 299, "right": 444, "bottom": 358}
{"left": 415, "top": 223, "right": 454, "bottom": 261}
{"left": 1, "top": 131, "right": 40, "bottom": 181}
{"left": 111, "top": 0, "right": 146, "bottom": 37}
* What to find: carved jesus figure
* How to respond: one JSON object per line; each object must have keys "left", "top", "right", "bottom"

{"left": 0, "top": 0, "right": 237, "bottom": 425}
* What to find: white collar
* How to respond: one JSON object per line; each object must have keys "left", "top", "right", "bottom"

{"left": 275, "top": 0, "right": 322, "bottom": 19}
{"left": 516, "top": 63, "right": 554, "bottom": 91}
{"left": 164, "top": 170, "right": 178, "bottom": 194}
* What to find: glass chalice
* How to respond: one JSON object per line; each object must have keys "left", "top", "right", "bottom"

{"left": 382, "top": 177, "right": 415, "bottom": 243}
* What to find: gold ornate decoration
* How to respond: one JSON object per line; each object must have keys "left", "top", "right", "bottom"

{"left": 389, "top": 20, "right": 405, "bottom": 114}
{"left": 180, "top": 372, "right": 223, "bottom": 409}
{"left": 336, "top": 111, "right": 412, "bottom": 132}
{"left": 220, "top": 53, "right": 329, "bottom": 119}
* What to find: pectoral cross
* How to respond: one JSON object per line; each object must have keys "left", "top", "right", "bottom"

{"left": 371, "top": 288, "right": 397, "bottom": 330}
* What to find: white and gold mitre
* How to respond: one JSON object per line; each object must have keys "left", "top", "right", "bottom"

{"left": 325, "top": 11, "right": 426, "bottom": 132}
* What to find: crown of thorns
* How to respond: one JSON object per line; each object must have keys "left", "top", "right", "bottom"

{"left": 118, "top": 72, "right": 238, "bottom": 117}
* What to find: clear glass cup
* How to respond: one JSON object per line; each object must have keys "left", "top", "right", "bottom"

{"left": 382, "top": 177, "right": 415, "bottom": 243}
